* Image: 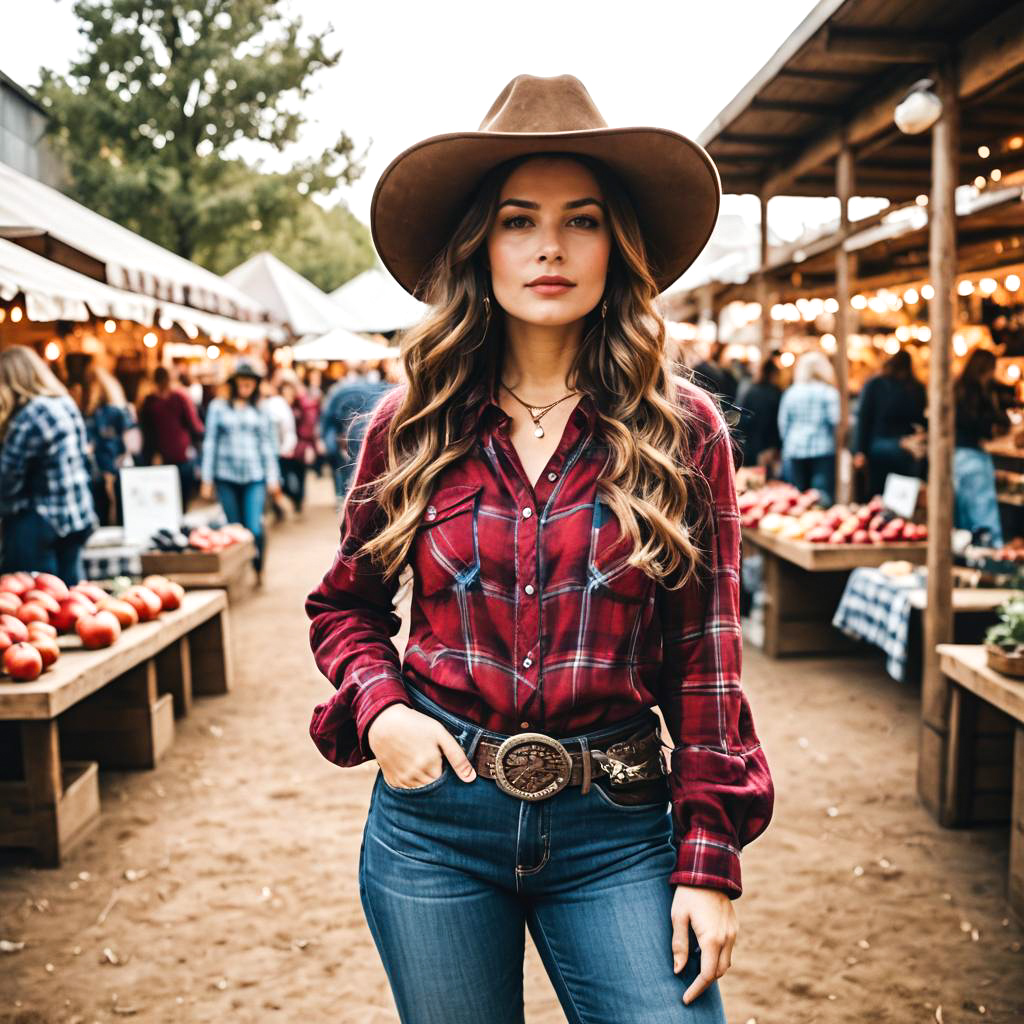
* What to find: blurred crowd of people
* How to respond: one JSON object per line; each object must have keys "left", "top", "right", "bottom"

{"left": 692, "top": 340, "right": 1020, "bottom": 546}
{"left": 0, "top": 343, "right": 401, "bottom": 584}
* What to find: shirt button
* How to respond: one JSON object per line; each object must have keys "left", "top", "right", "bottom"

{"left": 425, "top": 506, "right": 436, "bottom": 520}
{"left": 524, "top": 583, "right": 535, "bottom": 595}
{"left": 523, "top": 656, "right": 533, "bottom": 668}
{"left": 522, "top": 507, "right": 533, "bottom": 519}
{"left": 547, "top": 471, "right": 557, "bottom": 481}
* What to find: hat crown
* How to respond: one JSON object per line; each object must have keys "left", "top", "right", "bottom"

{"left": 478, "top": 74, "right": 608, "bottom": 134}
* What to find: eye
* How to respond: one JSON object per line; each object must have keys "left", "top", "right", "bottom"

{"left": 501, "top": 215, "right": 533, "bottom": 229}
{"left": 568, "top": 214, "right": 600, "bottom": 229}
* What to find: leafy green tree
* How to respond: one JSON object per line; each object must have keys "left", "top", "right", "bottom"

{"left": 36, "top": 0, "right": 366, "bottom": 265}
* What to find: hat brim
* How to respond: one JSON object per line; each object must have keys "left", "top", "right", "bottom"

{"left": 370, "top": 127, "right": 720, "bottom": 297}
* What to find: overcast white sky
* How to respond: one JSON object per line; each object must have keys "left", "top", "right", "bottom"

{"left": 0, "top": 0, "right": 843, "bottom": 239}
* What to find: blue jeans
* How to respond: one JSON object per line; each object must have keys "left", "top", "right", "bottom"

{"left": 358, "top": 685, "right": 726, "bottom": 1024}
{"left": 214, "top": 480, "right": 266, "bottom": 571}
{"left": 782, "top": 454, "right": 835, "bottom": 506}
{"left": 1, "top": 510, "right": 90, "bottom": 585}
{"left": 953, "top": 447, "right": 1003, "bottom": 547}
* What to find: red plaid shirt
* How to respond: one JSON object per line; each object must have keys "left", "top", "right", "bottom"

{"left": 306, "top": 381, "right": 774, "bottom": 898}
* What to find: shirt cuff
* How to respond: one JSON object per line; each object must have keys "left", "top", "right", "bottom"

{"left": 669, "top": 827, "right": 743, "bottom": 899}
{"left": 353, "top": 673, "right": 413, "bottom": 760}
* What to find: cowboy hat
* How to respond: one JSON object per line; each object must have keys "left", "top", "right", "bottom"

{"left": 371, "top": 74, "right": 721, "bottom": 298}
{"left": 229, "top": 356, "right": 266, "bottom": 380}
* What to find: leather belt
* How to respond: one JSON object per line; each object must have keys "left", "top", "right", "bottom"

{"left": 471, "top": 721, "right": 667, "bottom": 802}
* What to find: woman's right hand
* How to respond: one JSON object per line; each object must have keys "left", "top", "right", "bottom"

{"left": 367, "top": 704, "right": 477, "bottom": 789}
{"left": 199, "top": 480, "right": 214, "bottom": 501}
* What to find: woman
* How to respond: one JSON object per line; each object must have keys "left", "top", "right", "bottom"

{"left": 278, "top": 373, "right": 319, "bottom": 515}
{"left": 853, "top": 350, "right": 926, "bottom": 498}
{"left": 81, "top": 365, "right": 139, "bottom": 525}
{"left": 261, "top": 374, "right": 298, "bottom": 522}
{"left": 777, "top": 350, "right": 840, "bottom": 506}
{"left": 953, "top": 348, "right": 1010, "bottom": 546}
{"left": 140, "top": 365, "right": 204, "bottom": 509}
{"left": 200, "top": 358, "right": 280, "bottom": 581}
{"left": 736, "top": 355, "right": 782, "bottom": 472}
{"left": 305, "top": 76, "right": 774, "bottom": 1024}
{"left": 0, "top": 346, "right": 97, "bottom": 583}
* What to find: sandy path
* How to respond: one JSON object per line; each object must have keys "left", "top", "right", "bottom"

{"left": 1, "top": 477, "right": 1022, "bottom": 1023}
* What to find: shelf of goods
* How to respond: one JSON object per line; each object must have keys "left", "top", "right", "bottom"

{"left": 0, "top": 590, "right": 231, "bottom": 866}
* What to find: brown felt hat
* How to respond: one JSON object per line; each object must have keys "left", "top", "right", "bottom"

{"left": 370, "top": 74, "right": 721, "bottom": 298}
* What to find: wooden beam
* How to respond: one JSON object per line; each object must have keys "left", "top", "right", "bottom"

{"left": 775, "top": 68, "right": 868, "bottom": 84}
{"left": 716, "top": 132, "right": 800, "bottom": 148}
{"left": 919, "top": 60, "right": 959, "bottom": 819}
{"left": 959, "top": 2, "right": 1024, "bottom": 101}
{"left": 759, "top": 193, "right": 771, "bottom": 356}
{"left": 749, "top": 99, "right": 842, "bottom": 116}
{"left": 824, "top": 27, "right": 950, "bottom": 63}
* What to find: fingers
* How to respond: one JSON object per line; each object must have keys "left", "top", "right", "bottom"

{"left": 437, "top": 727, "right": 477, "bottom": 783}
{"left": 683, "top": 944, "right": 718, "bottom": 1006}
{"left": 670, "top": 912, "right": 689, "bottom": 974}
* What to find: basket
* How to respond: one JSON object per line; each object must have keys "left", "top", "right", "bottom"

{"left": 984, "top": 644, "right": 1024, "bottom": 678}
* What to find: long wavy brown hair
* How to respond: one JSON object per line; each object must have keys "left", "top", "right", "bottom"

{"left": 354, "top": 153, "right": 715, "bottom": 589}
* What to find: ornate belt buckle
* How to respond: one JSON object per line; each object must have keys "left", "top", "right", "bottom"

{"left": 493, "top": 733, "right": 573, "bottom": 801}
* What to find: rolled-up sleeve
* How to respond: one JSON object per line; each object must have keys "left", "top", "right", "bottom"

{"left": 305, "top": 387, "right": 411, "bottom": 766}
{"left": 656, "top": 408, "right": 775, "bottom": 898}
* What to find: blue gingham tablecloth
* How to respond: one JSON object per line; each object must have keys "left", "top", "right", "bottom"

{"left": 832, "top": 567, "right": 926, "bottom": 682}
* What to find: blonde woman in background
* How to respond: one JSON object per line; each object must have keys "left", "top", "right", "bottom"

{"left": 0, "top": 346, "right": 97, "bottom": 583}
{"left": 777, "top": 350, "right": 840, "bottom": 506}
{"left": 81, "top": 363, "right": 140, "bottom": 525}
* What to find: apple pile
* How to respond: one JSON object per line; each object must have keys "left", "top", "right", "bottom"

{"left": 801, "top": 496, "right": 928, "bottom": 545}
{"left": 187, "top": 524, "right": 253, "bottom": 553}
{"left": 739, "top": 483, "right": 822, "bottom": 530}
{"left": 0, "top": 571, "right": 185, "bottom": 682}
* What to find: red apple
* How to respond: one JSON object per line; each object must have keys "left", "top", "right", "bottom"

{"left": 0, "top": 614, "right": 29, "bottom": 643}
{"left": 32, "top": 573, "right": 69, "bottom": 599}
{"left": 95, "top": 597, "right": 138, "bottom": 628}
{"left": 852, "top": 529, "right": 870, "bottom": 544}
{"left": 51, "top": 595, "right": 97, "bottom": 634}
{"left": 26, "top": 621, "right": 57, "bottom": 640}
{"left": 0, "top": 592, "right": 21, "bottom": 615}
{"left": 30, "top": 636, "right": 59, "bottom": 668}
{"left": 3, "top": 642, "right": 43, "bottom": 681}
{"left": 72, "top": 581, "right": 107, "bottom": 604}
{"left": 16, "top": 602, "right": 50, "bottom": 626}
{"left": 0, "top": 630, "right": 11, "bottom": 656}
{"left": 123, "top": 586, "right": 162, "bottom": 621}
{"left": 0, "top": 573, "right": 32, "bottom": 596}
{"left": 22, "top": 590, "right": 60, "bottom": 615}
{"left": 75, "top": 610, "right": 121, "bottom": 649}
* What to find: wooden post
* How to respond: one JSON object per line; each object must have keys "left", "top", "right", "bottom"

{"left": 918, "top": 61, "right": 959, "bottom": 822}
{"left": 834, "top": 139, "right": 855, "bottom": 505}
{"left": 759, "top": 192, "right": 772, "bottom": 356}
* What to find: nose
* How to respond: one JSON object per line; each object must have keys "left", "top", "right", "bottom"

{"left": 536, "top": 227, "right": 564, "bottom": 264}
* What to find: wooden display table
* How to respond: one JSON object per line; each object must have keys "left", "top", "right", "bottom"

{"left": 932, "top": 645, "right": 1024, "bottom": 922}
{"left": 742, "top": 528, "right": 927, "bottom": 658}
{"left": 0, "top": 590, "right": 231, "bottom": 866}
{"left": 140, "top": 540, "right": 255, "bottom": 600}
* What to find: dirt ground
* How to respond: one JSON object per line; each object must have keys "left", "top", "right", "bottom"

{"left": 1, "top": 476, "right": 1023, "bottom": 1024}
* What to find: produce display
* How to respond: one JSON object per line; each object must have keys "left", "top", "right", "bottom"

{"left": 739, "top": 485, "right": 928, "bottom": 545}
{"left": 149, "top": 523, "right": 254, "bottom": 554}
{"left": 0, "top": 571, "right": 185, "bottom": 682}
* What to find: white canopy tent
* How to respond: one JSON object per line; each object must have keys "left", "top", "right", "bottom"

{"left": 290, "top": 327, "right": 397, "bottom": 363}
{"left": 0, "top": 161, "right": 264, "bottom": 320}
{"left": 330, "top": 267, "right": 428, "bottom": 334}
{"left": 226, "top": 252, "right": 350, "bottom": 338}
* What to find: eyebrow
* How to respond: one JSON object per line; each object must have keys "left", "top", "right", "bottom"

{"left": 498, "top": 197, "right": 606, "bottom": 211}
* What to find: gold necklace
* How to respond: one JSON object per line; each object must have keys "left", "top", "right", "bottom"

{"left": 500, "top": 381, "right": 579, "bottom": 438}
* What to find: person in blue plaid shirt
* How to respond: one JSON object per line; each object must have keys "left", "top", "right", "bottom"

{"left": 0, "top": 346, "right": 97, "bottom": 583}
{"left": 200, "top": 358, "right": 281, "bottom": 582}
{"left": 777, "top": 350, "right": 840, "bottom": 506}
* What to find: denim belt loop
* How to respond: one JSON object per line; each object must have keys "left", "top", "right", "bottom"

{"left": 463, "top": 726, "right": 485, "bottom": 761}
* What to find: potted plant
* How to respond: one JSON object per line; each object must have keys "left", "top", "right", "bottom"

{"left": 984, "top": 596, "right": 1024, "bottom": 677}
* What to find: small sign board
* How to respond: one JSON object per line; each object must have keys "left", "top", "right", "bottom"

{"left": 882, "top": 473, "right": 922, "bottom": 520}
{"left": 119, "top": 466, "right": 183, "bottom": 545}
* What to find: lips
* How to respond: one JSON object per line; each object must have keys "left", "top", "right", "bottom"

{"left": 527, "top": 275, "right": 574, "bottom": 287}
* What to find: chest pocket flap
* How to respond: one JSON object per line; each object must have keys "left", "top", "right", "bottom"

{"left": 415, "top": 483, "right": 484, "bottom": 594}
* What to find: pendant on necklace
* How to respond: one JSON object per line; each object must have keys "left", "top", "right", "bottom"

{"left": 533, "top": 423, "right": 545, "bottom": 438}
{"left": 529, "top": 407, "right": 544, "bottom": 418}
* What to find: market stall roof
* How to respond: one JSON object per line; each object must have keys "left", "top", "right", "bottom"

{"left": 329, "top": 267, "right": 428, "bottom": 334}
{"left": 0, "top": 237, "right": 278, "bottom": 342}
{"left": 699, "top": 0, "right": 1024, "bottom": 200}
{"left": 225, "top": 252, "right": 349, "bottom": 338}
{"left": 290, "top": 328, "right": 397, "bottom": 363}
{"left": 0, "top": 161, "right": 264, "bottom": 320}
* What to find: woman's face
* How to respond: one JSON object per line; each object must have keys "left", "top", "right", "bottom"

{"left": 235, "top": 375, "right": 258, "bottom": 400}
{"left": 486, "top": 157, "right": 611, "bottom": 329}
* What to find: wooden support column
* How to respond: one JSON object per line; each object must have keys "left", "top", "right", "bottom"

{"left": 918, "top": 61, "right": 960, "bottom": 822}
{"left": 834, "top": 139, "right": 855, "bottom": 505}
{"left": 758, "top": 192, "right": 772, "bottom": 356}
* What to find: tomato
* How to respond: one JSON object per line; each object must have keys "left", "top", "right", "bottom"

{"left": 51, "top": 596, "right": 97, "bottom": 634}
{"left": 22, "top": 590, "right": 60, "bottom": 615}
{"left": 95, "top": 597, "right": 138, "bottom": 628}
{"left": 32, "top": 573, "right": 70, "bottom": 599}
{"left": 75, "top": 610, "right": 121, "bottom": 649}
{"left": 30, "top": 636, "right": 59, "bottom": 669}
{"left": 0, "top": 614, "right": 29, "bottom": 643}
{"left": 3, "top": 642, "right": 43, "bottom": 681}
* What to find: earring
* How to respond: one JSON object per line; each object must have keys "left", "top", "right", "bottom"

{"left": 483, "top": 295, "right": 492, "bottom": 324}
{"left": 600, "top": 299, "right": 608, "bottom": 319}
